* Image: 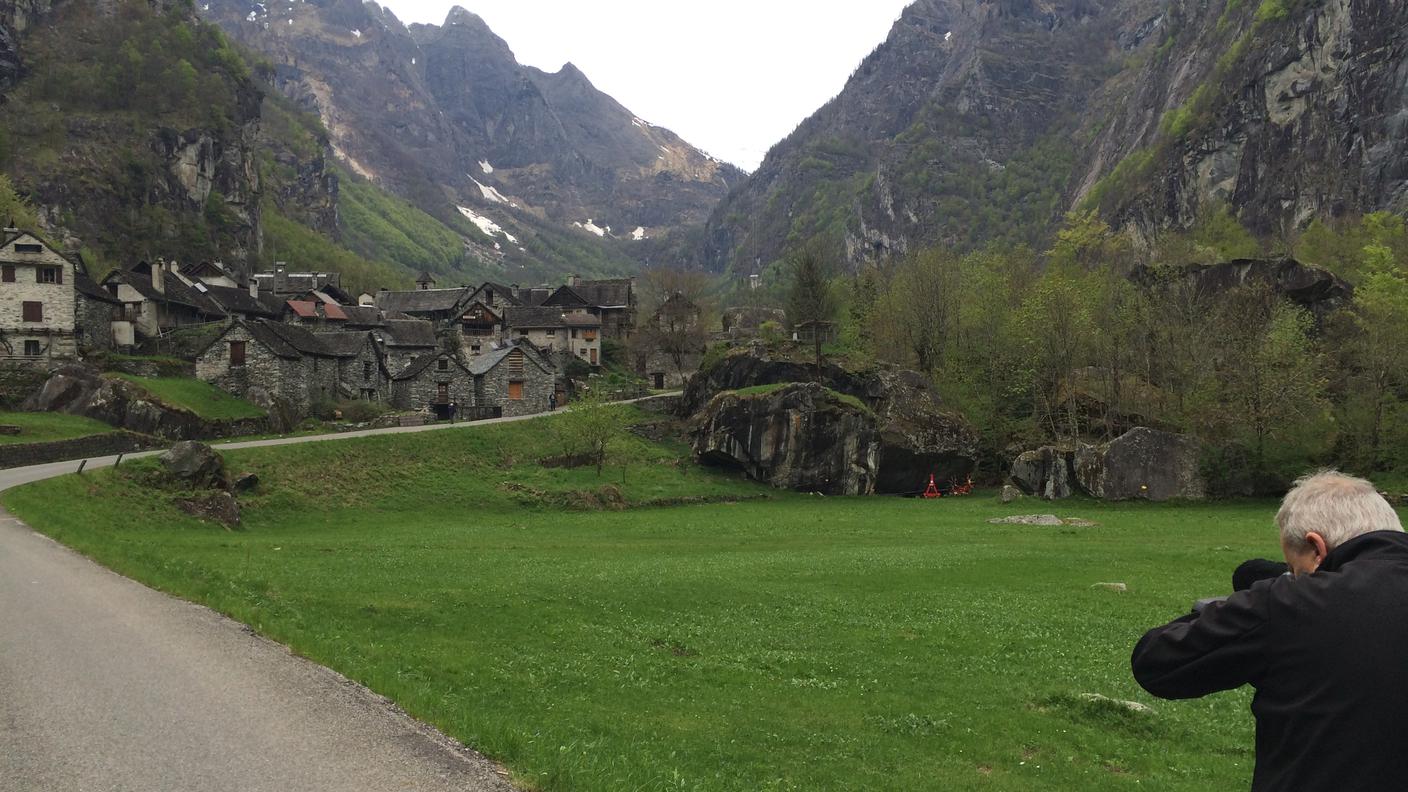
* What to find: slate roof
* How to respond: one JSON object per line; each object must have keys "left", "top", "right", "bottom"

{"left": 110, "top": 267, "right": 226, "bottom": 315}
{"left": 394, "top": 352, "right": 472, "bottom": 381}
{"left": 505, "top": 306, "right": 568, "bottom": 328}
{"left": 562, "top": 312, "right": 601, "bottom": 328}
{"left": 467, "top": 341, "right": 554, "bottom": 376}
{"left": 340, "top": 305, "right": 384, "bottom": 326}
{"left": 74, "top": 273, "right": 120, "bottom": 304}
{"left": 573, "top": 278, "right": 633, "bottom": 308}
{"left": 256, "top": 320, "right": 345, "bottom": 358}
{"left": 377, "top": 287, "right": 471, "bottom": 315}
{"left": 313, "top": 331, "right": 374, "bottom": 357}
{"left": 286, "top": 300, "right": 318, "bottom": 318}
{"left": 377, "top": 319, "right": 438, "bottom": 348}
{"left": 204, "top": 285, "right": 279, "bottom": 318}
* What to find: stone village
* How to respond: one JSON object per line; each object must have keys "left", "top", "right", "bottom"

{"left": 0, "top": 225, "right": 700, "bottom": 422}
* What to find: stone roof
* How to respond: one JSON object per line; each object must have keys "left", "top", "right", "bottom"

{"left": 204, "top": 285, "right": 278, "bottom": 318}
{"left": 377, "top": 287, "right": 470, "bottom": 315}
{"left": 573, "top": 278, "right": 633, "bottom": 308}
{"left": 377, "top": 319, "right": 438, "bottom": 348}
{"left": 466, "top": 341, "right": 554, "bottom": 376}
{"left": 256, "top": 320, "right": 348, "bottom": 358}
{"left": 74, "top": 273, "right": 120, "bottom": 304}
{"left": 505, "top": 306, "right": 570, "bottom": 328}
{"left": 340, "top": 305, "right": 384, "bottom": 326}
{"left": 313, "top": 331, "right": 374, "bottom": 357}
{"left": 394, "top": 352, "right": 471, "bottom": 382}
{"left": 111, "top": 267, "right": 226, "bottom": 315}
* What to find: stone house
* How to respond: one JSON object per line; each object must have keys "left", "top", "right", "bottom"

{"left": 391, "top": 351, "right": 475, "bottom": 418}
{"left": 74, "top": 271, "right": 122, "bottom": 353}
{"left": 505, "top": 306, "right": 601, "bottom": 368}
{"left": 101, "top": 260, "right": 226, "bottom": 339}
{"left": 316, "top": 330, "right": 390, "bottom": 402}
{"left": 542, "top": 276, "right": 636, "bottom": 338}
{"left": 640, "top": 292, "right": 705, "bottom": 390}
{"left": 0, "top": 230, "right": 81, "bottom": 364}
{"left": 374, "top": 318, "right": 439, "bottom": 375}
{"left": 251, "top": 262, "right": 353, "bottom": 304}
{"left": 375, "top": 285, "right": 472, "bottom": 323}
{"left": 196, "top": 319, "right": 343, "bottom": 416}
{"left": 469, "top": 341, "right": 557, "bottom": 418}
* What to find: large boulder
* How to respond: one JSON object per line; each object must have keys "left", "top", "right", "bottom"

{"left": 1074, "top": 427, "right": 1206, "bottom": 501}
{"left": 692, "top": 383, "right": 879, "bottom": 496}
{"left": 1010, "top": 446, "right": 1075, "bottom": 500}
{"left": 159, "top": 441, "right": 227, "bottom": 490}
{"left": 682, "top": 347, "right": 977, "bottom": 493}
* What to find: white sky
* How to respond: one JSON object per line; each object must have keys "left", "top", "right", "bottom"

{"left": 377, "top": 0, "right": 915, "bottom": 171}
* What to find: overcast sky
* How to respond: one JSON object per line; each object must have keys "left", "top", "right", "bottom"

{"left": 377, "top": 0, "right": 915, "bottom": 171}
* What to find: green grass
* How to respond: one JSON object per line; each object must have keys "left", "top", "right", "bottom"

{"left": 0, "top": 410, "right": 116, "bottom": 445}
{"left": 731, "top": 382, "right": 871, "bottom": 414}
{"left": 11, "top": 414, "right": 1392, "bottom": 790}
{"left": 110, "top": 375, "right": 266, "bottom": 421}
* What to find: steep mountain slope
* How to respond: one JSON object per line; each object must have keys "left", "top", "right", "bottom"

{"left": 202, "top": 0, "right": 742, "bottom": 262}
{"left": 700, "top": 0, "right": 1408, "bottom": 274}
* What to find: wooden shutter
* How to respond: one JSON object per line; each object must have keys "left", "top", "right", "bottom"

{"left": 508, "top": 381, "right": 523, "bottom": 401}
{"left": 55, "top": 267, "right": 63, "bottom": 285}
{"left": 229, "top": 340, "right": 246, "bottom": 367}
{"left": 2, "top": 265, "right": 13, "bottom": 282}
{"left": 22, "top": 301, "right": 42, "bottom": 322}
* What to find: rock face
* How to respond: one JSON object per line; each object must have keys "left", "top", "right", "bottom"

{"left": 1074, "top": 427, "right": 1206, "bottom": 501}
{"left": 692, "top": 383, "right": 879, "bottom": 496}
{"left": 698, "top": 0, "right": 1408, "bottom": 274}
{"left": 1131, "top": 258, "right": 1353, "bottom": 322}
{"left": 22, "top": 364, "right": 266, "bottom": 440}
{"left": 683, "top": 347, "right": 978, "bottom": 492}
{"left": 1011, "top": 427, "right": 1206, "bottom": 501}
{"left": 159, "top": 441, "right": 227, "bottom": 490}
{"left": 201, "top": 0, "right": 741, "bottom": 255}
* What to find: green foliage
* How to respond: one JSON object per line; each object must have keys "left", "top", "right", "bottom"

{"left": 109, "top": 375, "right": 267, "bottom": 421}
{"left": 1254, "top": 0, "right": 1290, "bottom": 23}
{"left": 0, "top": 174, "right": 40, "bottom": 230}
{"left": 550, "top": 388, "right": 634, "bottom": 475}
{"left": 336, "top": 170, "right": 481, "bottom": 277}
{"left": 310, "top": 399, "right": 390, "bottom": 423}
{"left": 258, "top": 202, "right": 412, "bottom": 294}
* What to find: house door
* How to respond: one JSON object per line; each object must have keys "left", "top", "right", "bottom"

{"left": 652, "top": 373, "right": 665, "bottom": 390}
{"left": 437, "top": 383, "right": 449, "bottom": 404}
{"left": 590, "top": 348, "right": 598, "bottom": 365}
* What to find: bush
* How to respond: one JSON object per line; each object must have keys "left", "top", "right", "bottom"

{"left": 311, "top": 399, "right": 389, "bottom": 423}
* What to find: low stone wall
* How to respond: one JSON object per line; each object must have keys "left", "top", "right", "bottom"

{"left": 0, "top": 431, "right": 159, "bottom": 470}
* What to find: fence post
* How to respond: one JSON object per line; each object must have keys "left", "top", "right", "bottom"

{"left": 76, "top": 459, "right": 87, "bottom": 475}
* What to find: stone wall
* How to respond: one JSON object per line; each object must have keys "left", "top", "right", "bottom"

{"left": 0, "top": 236, "right": 78, "bottom": 365}
{"left": 335, "top": 338, "right": 389, "bottom": 401}
{"left": 393, "top": 361, "right": 474, "bottom": 411}
{"left": 74, "top": 293, "right": 117, "bottom": 354}
{"left": 196, "top": 325, "right": 336, "bottom": 416}
{"left": 478, "top": 348, "right": 555, "bottom": 417}
{"left": 0, "top": 431, "right": 156, "bottom": 470}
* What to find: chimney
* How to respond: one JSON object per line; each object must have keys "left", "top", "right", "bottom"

{"left": 248, "top": 277, "right": 259, "bottom": 299}
{"left": 569, "top": 274, "right": 581, "bottom": 288}
{"left": 151, "top": 257, "right": 166, "bottom": 294}
{"left": 274, "top": 261, "right": 288, "bottom": 294}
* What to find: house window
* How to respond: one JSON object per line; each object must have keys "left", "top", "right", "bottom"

{"left": 21, "top": 301, "right": 42, "bottom": 322}
{"left": 2, "top": 265, "right": 13, "bottom": 283}
{"left": 571, "top": 329, "right": 578, "bottom": 339}
{"left": 507, "top": 351, "right": 524, "bottom": 376}
{"left": 508, "top": 381, "right": 523, "bottom": 400}
{"left": 363, "top": 361, "right": 372, "bottom": 380}
{"left": 437, "top": 383, "right": 449, "bottom": 403}
{"left": 37, "top": 267, "right": 60, "bottom": 284}
{"left": 23, "top": 340, "right": 40, "bottom": 356}
{"left": 546, "top": 328, "right": 556, "bottom": 337}
{"left": 229, "top": 340, "right": 246, "bottom": 367}
{"left": 580, "top": 348, "right": 587, "bottom": 357}
{"left": 14, "top": 243, "right": 41, "bottom": 254}
{"left": 437, "top": 358, "right": 449, "bottom": 371}
{"left": 470, "top": 344, "right": 481, "bottom": 354}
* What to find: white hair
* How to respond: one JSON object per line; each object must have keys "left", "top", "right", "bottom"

{"left": 1276, "top": 470, "right": 1403, "bottom": 550}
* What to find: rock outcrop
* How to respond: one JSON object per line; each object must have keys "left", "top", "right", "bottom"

{"left": 683, "top": 347, "right": 978, "bottom": 492}
{"left": 1010, "top": 427, "right": 1206, "bottom": 501}
{"left": 692, "top": 383, "right": 879, "bottom": 496}
{"left": 159, "top": 441, "right": 227, "bottom": 490}
{"left": 23, "top": 364, "right": 266, "bottom": 440}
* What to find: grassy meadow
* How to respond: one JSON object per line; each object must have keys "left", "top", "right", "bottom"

{"left": 0, "top": 410, "right": 117, "bottom": 444}
{"left": 5, "top": 413, "right": 1353, "bottom": 790}
{"left": 111, "top": 374, "right": 267, "bottom": 420}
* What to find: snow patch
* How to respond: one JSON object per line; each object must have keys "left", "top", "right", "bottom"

{"left": 574, "top": 219, "right": 609, "bottom": 238}
{"left": 351, "top": 28, "right": 361, "bottom": 37}
{"left": 631, "top": 226, "right": 646, "bottom": 241}
{"left": 944, "top": 30, "right": 952, "bottom": 41}
{"left": 458, "top": 206, "right": 519, "bottom": 244}
{"left": 659, "top": 145, "right": 670, "bottom": 154}
{"left": 471, "top": 178, "right": 515, "bottom": 207}
{"left": 411, "top": 57, "right": 416, "bottom": 65}
{"left": 246, "top": 11, "right": 257, "bottom": 21}
{"left": 478, "top": 160, "right": 493, "bottom": 174}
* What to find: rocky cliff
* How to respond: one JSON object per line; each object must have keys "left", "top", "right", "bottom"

{"left": 201, "top": 0, "right": 742, "bottom": 272}
{"left": 699, "top": 0, "right": 1408, "bottom": 274}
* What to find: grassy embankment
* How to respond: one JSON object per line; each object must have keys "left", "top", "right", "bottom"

{"left": 111, "top": 374, "right": 266, "bottom": 421}
{"left": 0, "top": 411, "right": 117, "bottom": 445}
{"left": 10, "top": 411, "right": 1384, "bottom": 790}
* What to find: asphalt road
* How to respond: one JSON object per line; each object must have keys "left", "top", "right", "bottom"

{"left": 0, "top": 395, "right": 676, "bottom": 791}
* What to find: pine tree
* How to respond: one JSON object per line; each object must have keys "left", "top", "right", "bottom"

{"left": 787, "top": 249, "right": 835, "bottom": 375}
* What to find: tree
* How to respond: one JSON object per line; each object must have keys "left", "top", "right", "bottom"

{"left": 630, "top": 268, "right": 717, "bottom": 386}
{"left": 552, "top": 387, "right": 631, "bottom": 476}
{"left": 787, "top": 248, "right": 836, "bottom": 374}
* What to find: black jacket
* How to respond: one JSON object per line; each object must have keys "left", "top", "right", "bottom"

{"left": 1132, "top": 530, "right": 1408, "bottom": 792}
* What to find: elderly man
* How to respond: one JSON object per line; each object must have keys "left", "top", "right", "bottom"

{"left": 1132, "top": 470, "right": 1408, "bottom": 792}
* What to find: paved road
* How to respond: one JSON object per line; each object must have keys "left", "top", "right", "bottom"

{"left": 0, "top": 395, "right": 675, "bottom": 791}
